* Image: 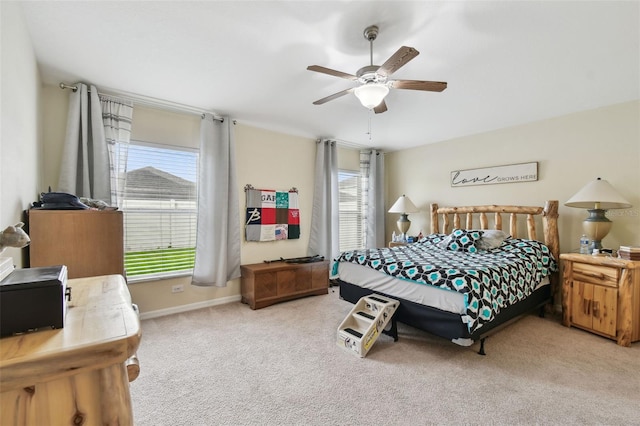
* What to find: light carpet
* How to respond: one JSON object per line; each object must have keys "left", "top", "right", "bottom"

{"left": 131, "top": 287, "right": 640, "bottom": 425}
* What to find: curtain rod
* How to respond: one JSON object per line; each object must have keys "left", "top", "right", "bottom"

{"left": 59, "top": 83, "right": 224, "bottom": 122}
{"left": 330, "top": 137, "right": 384, "bottom": 152}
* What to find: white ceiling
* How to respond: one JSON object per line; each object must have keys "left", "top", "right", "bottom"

{"left": 19, "top": 1, "right": 640, "bottom": 152}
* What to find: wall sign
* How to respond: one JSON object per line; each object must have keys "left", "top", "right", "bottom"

{"left": 451, "top": 162, "right": 538, "bottom": 187}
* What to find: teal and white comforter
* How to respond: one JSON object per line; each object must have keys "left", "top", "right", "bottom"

{"left": 334, "top": 234, "right": 557, "bottom": 334}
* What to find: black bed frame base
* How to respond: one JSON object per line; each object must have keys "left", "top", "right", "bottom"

{"left": 382, "top": 316, "right": 399, "bottom": 342}
{"left": 339, "top": 280, "right": 551, "bottom": 355}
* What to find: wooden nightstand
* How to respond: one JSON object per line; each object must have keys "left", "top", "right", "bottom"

{"left": 561, "top": 253, "right": 640, "bottom": 346}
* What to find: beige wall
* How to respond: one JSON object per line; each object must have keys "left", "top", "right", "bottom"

{"left": 41, "top": 85, "right": 69, "bottom": 189}
{"left": 39, "top": 88, "right": 362, "bottom": 315}
{"left": 385, "top": 101, "right": 640, "bottom": 256}
{"left": 6, "top": 5, "right": 637, "bottom": 316}
{"left": 338, "top": 146, "right": 360, "bottom": 171}
{"left": 26, "top": 88, "right": 640, "bottom": 316}
{"left": 0, "top": 3, "right": 42, "bottom": 267}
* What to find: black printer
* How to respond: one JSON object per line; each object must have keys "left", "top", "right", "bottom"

{"left": 0, "top": 265, "right": 68, "bottom": 337}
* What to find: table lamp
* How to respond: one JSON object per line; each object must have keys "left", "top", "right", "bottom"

{"left": 388, "top": 194, "right": 418, "bottom": 238}
{"left": 564, "top": 177, "right": 632, "bottom": 251}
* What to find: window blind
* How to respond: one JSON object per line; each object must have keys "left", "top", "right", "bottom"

{"left": 115, "top": 140, "right": 198, "bottom": 279}
{"left": 338, "top": 170, "right": 364, "bottom": 252}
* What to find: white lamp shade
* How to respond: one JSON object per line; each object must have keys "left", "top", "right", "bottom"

{"left": 354, "top": 83, "right": 389, "bottom": 109}
{"left": 565, "top": 178, "right": 632, "bottom": 209}
{"left": 388, "top": 195, "right": 418, "bottom": 214}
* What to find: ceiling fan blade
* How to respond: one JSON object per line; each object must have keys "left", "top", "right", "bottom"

{"left": 307, "top": 65, "right": 357, "bottom": 81}
{"left": 312, "top": 88, "right": 355, "bottom": 105}
{"left": 390, "top": 79, "right": 447, "bottom": 92}
{"left": 377, "top": 46, "right": 419, "bottom": 77}
{"left": 373, "top": 100, "right": 388, "bottom": 114}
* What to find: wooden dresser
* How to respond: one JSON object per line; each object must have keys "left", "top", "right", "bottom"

{"left": 0, "top": 274, "right": 141, "bottom": 425}
{"left": 241, "top": 260, "right": 329, "bottom": 309}
{"left": 28, "top": 209, "right": 124, "bottom": 279}
{"left": 561, "top": 253, "right": 640, "bottom": 346}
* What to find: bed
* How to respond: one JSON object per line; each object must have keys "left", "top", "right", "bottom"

{"left": 335, "top": 200, "right": 560, "bottom": 354}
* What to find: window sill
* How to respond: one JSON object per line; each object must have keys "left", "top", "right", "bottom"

{"left": 126, "top": 270, "right": 193, "bottom": 284}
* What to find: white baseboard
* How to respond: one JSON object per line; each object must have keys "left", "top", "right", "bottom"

{"left": 139, "top": 295, "right": 242, "bottom": 320}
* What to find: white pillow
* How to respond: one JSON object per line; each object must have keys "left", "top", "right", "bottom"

{"left": 475, "top": 229, "right": 510, "bottom": 250}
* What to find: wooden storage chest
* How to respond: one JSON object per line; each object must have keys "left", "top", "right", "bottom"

{"left": 240, "top": 260, "right": 329, "bottom": 309}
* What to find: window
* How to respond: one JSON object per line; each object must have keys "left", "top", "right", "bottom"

{"left": 115, "top": 140, "right": 198, "bottom": 280}
{"left": 338, "top": 170, "right": 364, "bottom": 252}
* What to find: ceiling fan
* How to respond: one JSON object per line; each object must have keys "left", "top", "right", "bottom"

{"left": 307, "top": 25, "right": 447, "bottom": 114}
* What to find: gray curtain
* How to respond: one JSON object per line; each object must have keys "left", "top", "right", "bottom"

{"left": 58, "top": 83, "right": 111, "bottom": 201}
{"left": 192, "top": 115, "right": 241, "bottom": 287}
{"left": 99, "top": 94, "right": 133, "bottom": 207}
{"left": 308, "top": 139, "right": 339, "bottom": 261}
{"left": 361, "top": 149, "right": 385, "bottom": 248}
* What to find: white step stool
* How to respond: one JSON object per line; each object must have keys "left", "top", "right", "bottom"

{"left": 337, "top": 294, "right": 399, "bottom": 357}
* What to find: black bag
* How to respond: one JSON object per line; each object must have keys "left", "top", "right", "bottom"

{"left": 40, "top": 192, "right": 89, "bottom": 210}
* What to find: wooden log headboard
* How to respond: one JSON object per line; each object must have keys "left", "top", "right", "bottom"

{"left": 430, "top": 200, "right": 560, "bottom": 305}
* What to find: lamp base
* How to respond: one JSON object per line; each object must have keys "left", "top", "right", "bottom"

{"left": 583, "top": 208, "right": 611, "bottom": 252}
{"left": 396, "top": 214, "right": 411, "bottom": 237}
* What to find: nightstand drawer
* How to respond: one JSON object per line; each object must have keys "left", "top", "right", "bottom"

{"left": 573, "top": 263, "right": 618, "bottom": 287}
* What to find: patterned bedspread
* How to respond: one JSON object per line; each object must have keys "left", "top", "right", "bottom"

{"left": 335, "top": 234, "right": 557, "bottom": 334}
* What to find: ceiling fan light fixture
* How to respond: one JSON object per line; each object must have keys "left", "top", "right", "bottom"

{"left": 307, "top": 25, "right": 446, "bottom": 112}
{"left": 354, "top": 83, "right": 389, "bottom": 109}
